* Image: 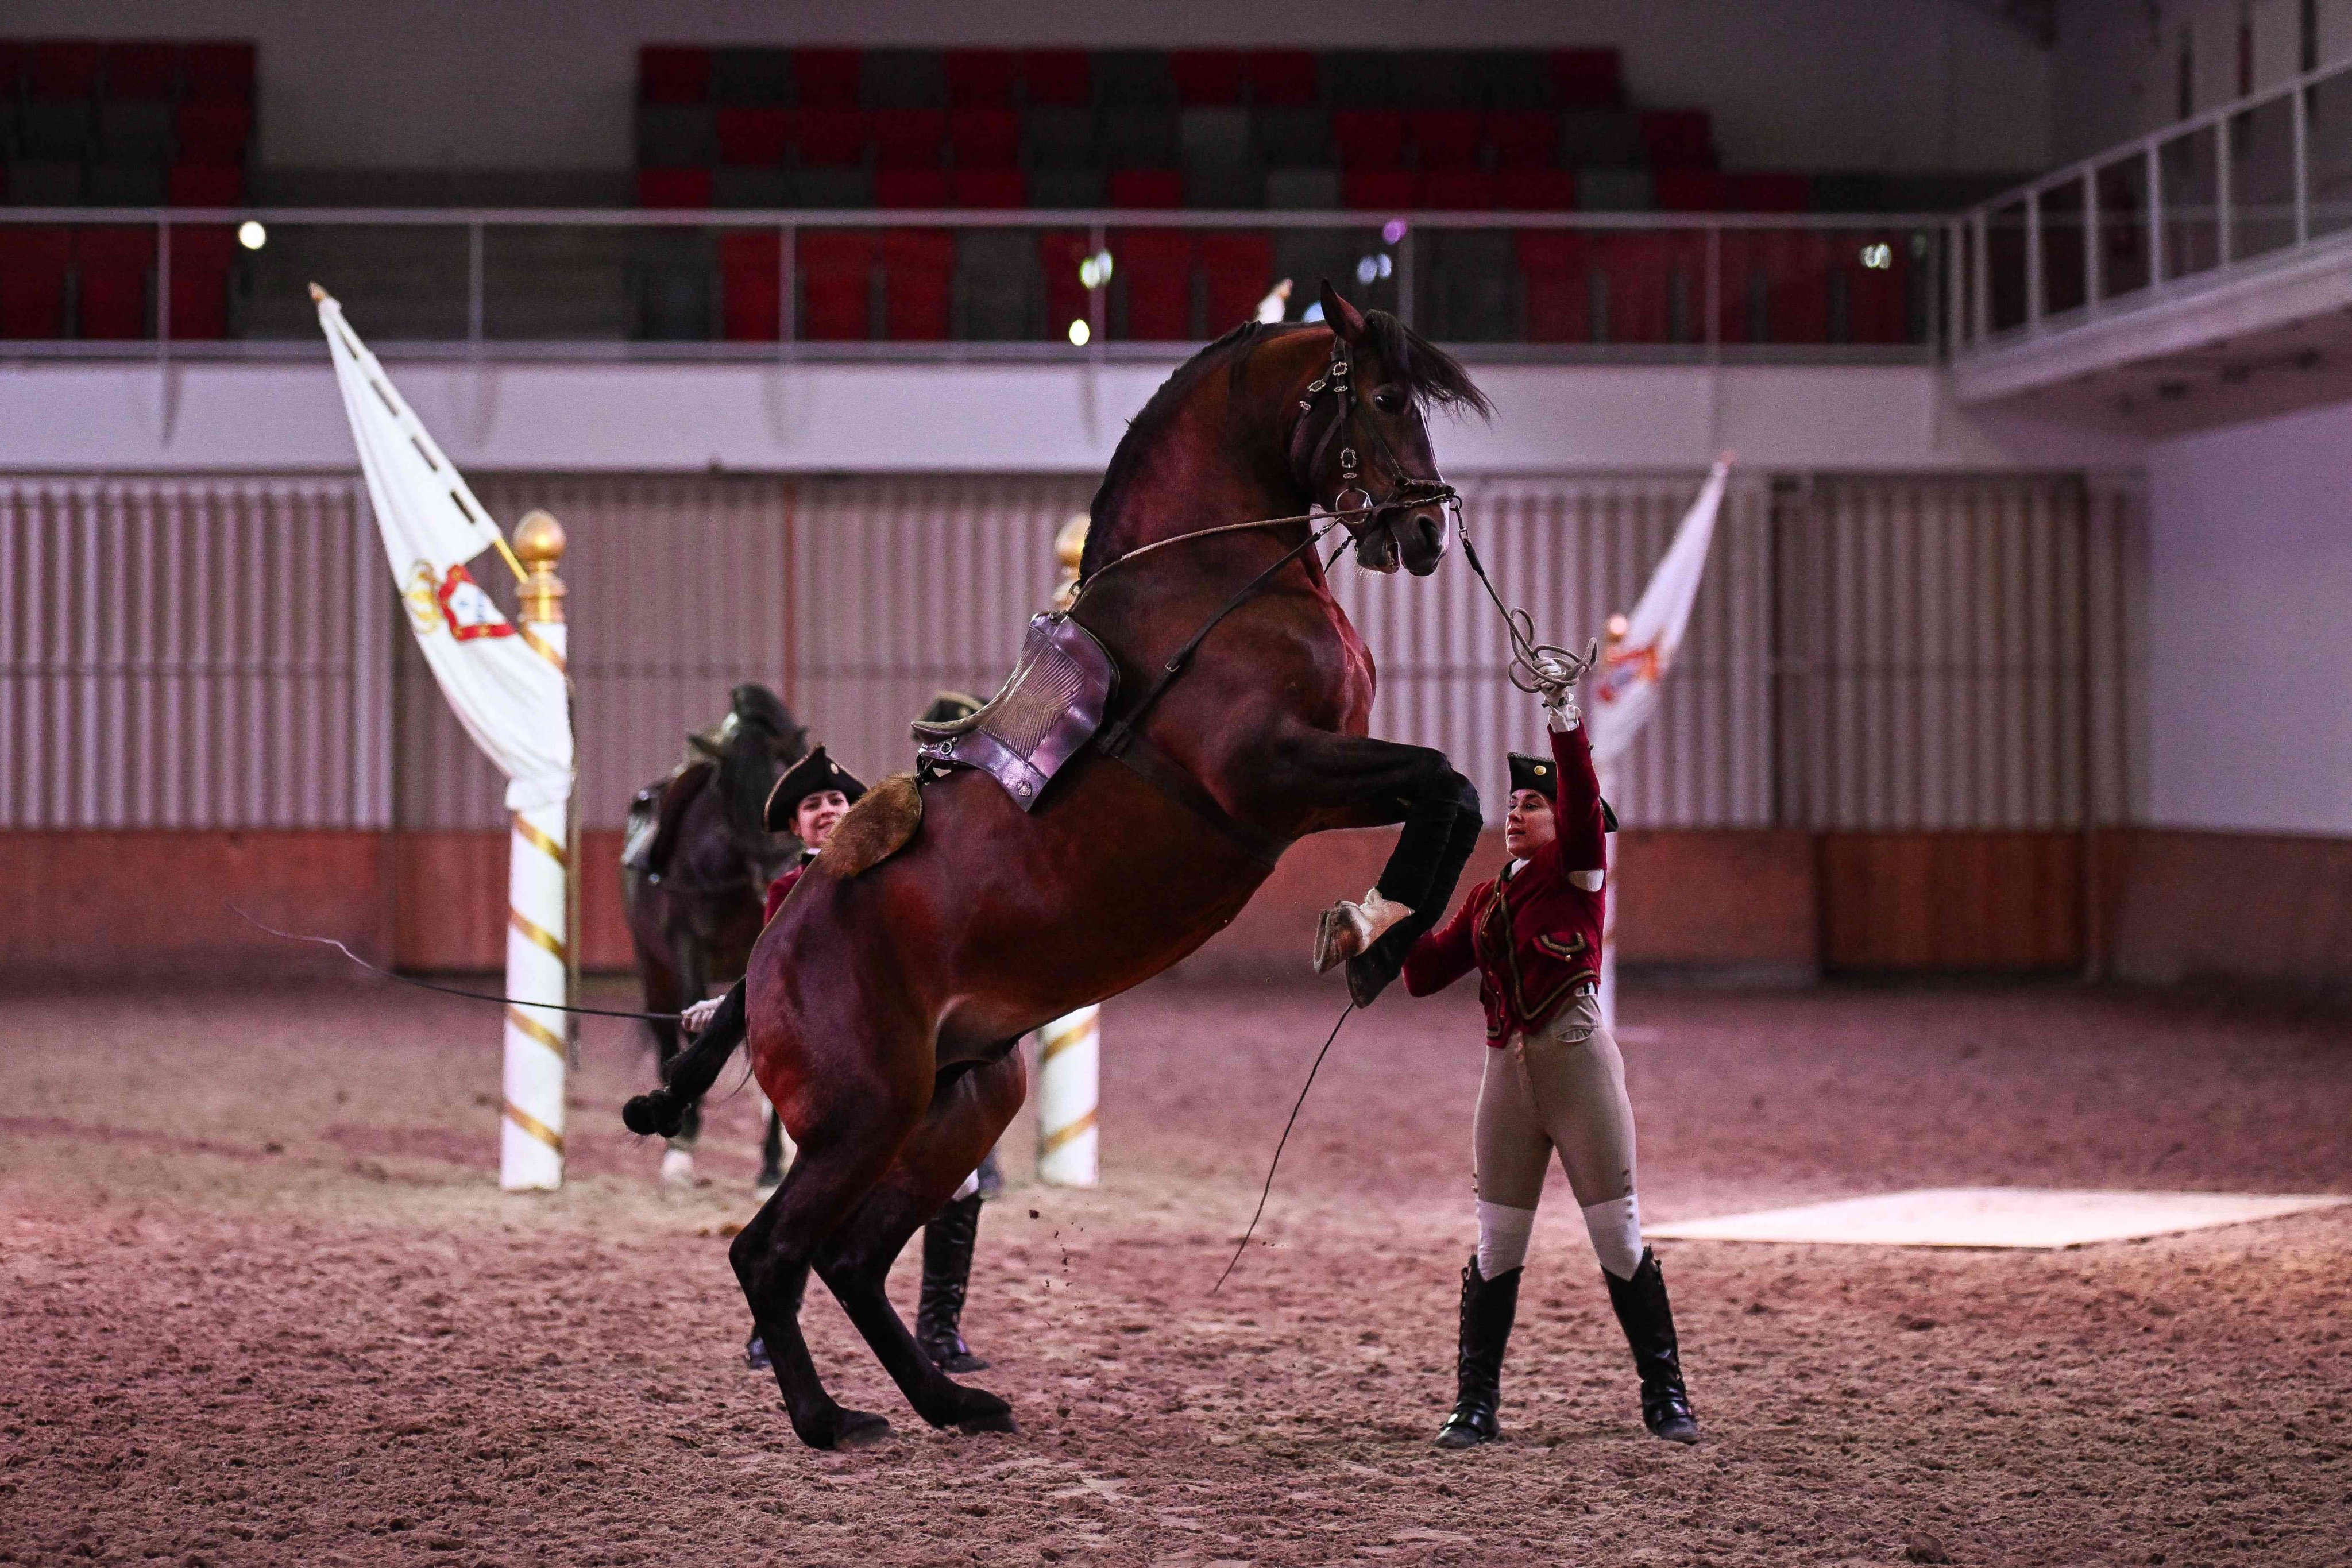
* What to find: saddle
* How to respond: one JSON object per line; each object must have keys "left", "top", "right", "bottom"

{"left": 620, "top": 759, "right": 715, "bottom": 879}
{"left": 913, "top": 612, "right": 1117, "bottom": 812}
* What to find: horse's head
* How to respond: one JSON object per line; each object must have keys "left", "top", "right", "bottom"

{"left": 1297, "top": 281, "right": 1491, "bottom": 577}
{"left": 716, "top": 683, "right": 808, "bottom": 862}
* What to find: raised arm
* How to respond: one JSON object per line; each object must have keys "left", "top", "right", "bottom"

{"left": 1548, "top": 707, "right": 1606, "bottom": 874}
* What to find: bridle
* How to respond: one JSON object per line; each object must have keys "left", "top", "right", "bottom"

{"left": 1285, "top": 327, "right": 1462, "bottom": 542}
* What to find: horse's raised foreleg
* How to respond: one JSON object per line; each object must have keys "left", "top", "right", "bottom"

{"left": 810, "top": 1051, "right": 1026, "bottom": 1434}
{"left": 1241, "top": 728, "right": 1483, "bottom": 1003}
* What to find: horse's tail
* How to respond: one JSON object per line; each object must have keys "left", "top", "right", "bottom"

{"left": 621, "top": 982, "right": 747, "bottom": 1138}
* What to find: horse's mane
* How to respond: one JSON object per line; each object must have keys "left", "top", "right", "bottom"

{"left": 1080, "top": 310, "right": 1490, "bottom": 579}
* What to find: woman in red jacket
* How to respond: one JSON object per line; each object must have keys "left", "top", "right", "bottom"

{"left": 1338, "top": 669, "right": 1698, "bottom": 1449}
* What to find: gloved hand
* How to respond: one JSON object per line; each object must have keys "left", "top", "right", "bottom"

{"left": 680, "top": 996, "right": 722, "bottom": 1036}
{"left": 1531, "top": 638, "right": 1598, "bottom": 728}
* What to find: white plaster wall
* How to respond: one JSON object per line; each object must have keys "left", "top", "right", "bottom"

{"left": 0, "top": 360, "right": 2143, "bottom": 476}
{"left": 1, "top": 0, "right": 2051, "bottom": 175}
{"left": 2143, "top": 398, "right": 2352, "bottom": 833}
{"left": 2052, "top": 0, "right": 2352, "bottom": 164}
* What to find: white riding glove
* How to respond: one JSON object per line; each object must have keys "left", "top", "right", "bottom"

{"left": 679, "top": 996, "right": 723, "bottom": 1036}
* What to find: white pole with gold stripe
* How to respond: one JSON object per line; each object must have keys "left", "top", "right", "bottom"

{"left": 500, "top": 511, "right": 571, "bottom": 1191}
{"left": 1034, "top": 1005, "right": 1100, "bottom": 1187}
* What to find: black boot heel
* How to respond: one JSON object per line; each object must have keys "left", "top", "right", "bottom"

{"left": 1604, "top": 1248, "right": 1698, "bottom": 1443}
{"left": 1435, "top": 1256, "right": 1521, "bottom": 1449}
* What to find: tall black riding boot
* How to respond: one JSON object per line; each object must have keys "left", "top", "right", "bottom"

{"left": 916, "top": 1194, "right": 987, "bottom": 1373}
{"left": 1435, "top": 1256, "right": 1521, "bottom": 1449}
{"left": 1603, "top": 1248, "right": 1699, "bottom": 1443}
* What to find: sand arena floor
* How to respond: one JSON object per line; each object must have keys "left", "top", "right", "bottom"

{"left": 2, "top": 975, "right": 2348, "bottom": 1566}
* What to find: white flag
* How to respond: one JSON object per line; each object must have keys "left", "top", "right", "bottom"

{"left": 1585, "top": 455, "right": 1732, "bottom": 766}
{"left": 318, "top": 289, "right": 573, "bottom": 812}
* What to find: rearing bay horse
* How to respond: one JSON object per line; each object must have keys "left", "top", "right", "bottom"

{"left": 652, "top": 285, "right": 1490, "bottom": 1449}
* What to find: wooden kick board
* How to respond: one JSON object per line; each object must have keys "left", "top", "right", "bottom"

{"left": 1646, "top": 1187, "right": 2350, "bottom": 1250}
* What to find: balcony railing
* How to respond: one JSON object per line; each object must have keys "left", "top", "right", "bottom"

{"left": 0, "top": 206, "right": 1945, "bottom": 363}
{"left": 1949, "top": 52, "right": 2352, "bottom": 350}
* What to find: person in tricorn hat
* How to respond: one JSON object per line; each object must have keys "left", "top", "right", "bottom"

{"left": 1328, "top": 656, "right": 1698, "bottom": 1450}
{"left": 673, "top": 703, "right": 999, "bottom": 1376}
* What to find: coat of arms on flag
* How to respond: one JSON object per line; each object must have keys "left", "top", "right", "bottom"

{"left": 434, "top": 563, "right": 517, "bottom": 642}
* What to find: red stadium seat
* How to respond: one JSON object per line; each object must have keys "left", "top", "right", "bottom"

{"left": 1022, "top": 50, "right": 1090, "bottom": 106}
{"left": 791, "top": 109, "right": 870, "bottom": 167}
{"left": 1113, "top": 229, "right": 1195, "bottom": 340}
{"left": 798, "top": 231, "right": 876, "bottom": 339}
{"left": 1840, "top": 232, "right": 1910, "bottom": 343}
{"left": 1549, "top": 49, "right": 1623, "bottom": 110}
{"left": 640, "top": 45, "right": 713, "bottom": 105}
{"left": 944, "top": 49, "right": 1019, "bottom": 107}
{"left": 1039, "top": 229, "right": 1093, "bottom": 339}
{"left": 1170, "top": 50, "right": 1243, "bottom": 105}
{"left": 0, "top": 227, "right": 73, "bottom": 339}
{"left": 175, "top": 101, "right": 253, "bottom": 161}
{"left": 30, "top": 41, "right": 103, "bottom": 100}
{"left": 74, "top": 226, "right": 156, "bottom": 340}
{"left": 105, "top": 43, "right": 179, "bottom": 101}
{"left": 880, "top": 228, "right": 956, "bottom": 340}
{"left": 948, "top": 109, "right": 1019, "bottom": 168}
{"left": 1654, "top": 168, "right": 1728, "bottom": 211}
{"left": 1486, "top": 111, "right": 1558, "bottom": 169}
{"left": 872, "top": 109, "right": 947, "bottom": 167}
{"left": 1419, "top": 169, "right": 1495, "bottom": 210}
{"left": 1727, "top": 171, "right": 1812, "bottom": 213}
{"left": 1640, "top": 110, "right": 1716, "bottom": 168}
{"left": 716, "top": 107, "right": 791, "bottom": 165}
{"left": 166, "top": 225, "right": 237, "bottom": 340}
{"left": 1330, "top": 110, "right": 1407, "bottom": 167}
{"left": 1516, "top": 229, "right": 1592, "bottom": 343}
{"left": 719, "top": 231, "right": 782, "bottom": 341}
{"left": 180, "top": 41, "right": 257, "bottom": 102}
{"left": 1243, "top": 49, "right": 1318, "bottom": 107}
{"left": 1342, "top": 168, "right": 1418, "bottom": 210}
{"left": 1496, "top": 168, "right": 1577, "bottom": 210}
{"left": 1109, "top": 168, "right": 1184, "bottom": 208}
{"left": 1592, "top": 231, "right": 1706, "bottom": 343}
{"left": 874, "top": 167, "right": 950, "bottom": 208}
{"left": 1198, "top": 231, "right": 1275, "bottom": 330}
{"left": 1409, "top": 111, "right": 1482, "bottom": 170}
{"left": 636, "top": 167, "right": 714, "bottom": 208}
{"left": 949, "top": 167, "right": 1026, "bottom": 207}
{"left": 167, "top": 164, "right": 245, "bottom": 206}
{"left": 791, "top": 49, "right": 863, "bottom": 109}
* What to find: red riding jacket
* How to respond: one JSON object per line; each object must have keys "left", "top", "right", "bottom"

{"left": 1401, "top": 719, "right": 1607, "bottom": 1044}
{"left": 760, "top": 852, "right": 817, "bottom": 927}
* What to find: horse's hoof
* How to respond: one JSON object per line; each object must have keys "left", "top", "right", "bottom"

{"left": 936, "top": 1387, "right": 1015, "bottom": 1435}
{"left": 833, "top": 1411, "right": 892, "bottom": 1449}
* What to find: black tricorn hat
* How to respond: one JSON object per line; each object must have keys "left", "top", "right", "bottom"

{"left": 916, "top": 689, "right": 986, "bottom": 727}
{"left": 1507, "top": 752, "right": 1618, "bottom": 832}
{"left": 764, "top": 744, "right": 867, "bottom": 832}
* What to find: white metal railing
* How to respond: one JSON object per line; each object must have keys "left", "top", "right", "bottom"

{"left": 1951, "top": 52, "right": 2352, "bottom": 350}
{"left": 0, "top": 204, "right": 1948, "bottom": 362}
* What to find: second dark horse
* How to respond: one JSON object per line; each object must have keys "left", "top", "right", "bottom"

{"left": 621, "top": 682, "right": 806, "bottom": 1187}
{"left": 639, "top": 285, "right": 1491, "bottom": 1449}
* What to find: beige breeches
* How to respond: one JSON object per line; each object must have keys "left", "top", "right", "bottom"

{"left": 1472, "top": 991, "right": 1637, "bottom": 1211}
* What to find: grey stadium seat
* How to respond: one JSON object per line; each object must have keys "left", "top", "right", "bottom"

{"left": 1092, "top": 49, "right": 1176, "bottom": 106}
{"left": 637, "top": 105, "right": 717, "bottom": 167}
{"left": 1097, "top": 107, "right": 1177, "bottom": 168}
{"left": 86, "top": 163, "right": 167, "bottom": 206}
{"left": 1022, "top": 106, "right": 1097, "bottom": 169}
{"left": 1255, "top": 109, "right": 1332, "bottom": 169}
{"left": 787, "top": 168, "right": 873, "bottom": 208}
{"left": 711, "top": 48, "right": 791, "bottom": 107}
{"left": 1422, "top": 230, "right": 1519, "bottom": 342}
{"left": 954, "top": 230, "right": 1041, "bottom": 341}
{"left": 1264, "top": 168, "right": 1340, "bottom": 210}
{"left": 1561, "top": 110, "right": 1644, "bottom": 169}
{"left": 1028, "top": 166, "right": 1105, "bottom": 207}
{"left": 715, "top": 165, "right": 793, "bottom": 208}
{"left": 1180, "top": 107, "right": 1253, "bottom": 168}
{"left": 98, "top": 101, "right": 176, "bottom": 160}
{"left": 1185, "top": 163, "right": 1264, "bottom": 209}
{"left": 633, "top": 230, "right": 716, "bottom": 341}
{"left": 860, "top": 49, "right": 947, "bottom": 109}
{"left": 1577, "top": 168, "right": 1655, "bottom": 211}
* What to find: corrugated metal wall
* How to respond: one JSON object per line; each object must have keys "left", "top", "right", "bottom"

{"left": 0, "top": 477, "right": 388, "bottom": 829}
{"left": 1341, "top": 476, "right": 1776, "bottom": 825}
{"left": 1, "top": 469, "right": 2139, "bottom": 838}
{"left": 1776, "top": 474, "right": 2138, "bottom": 831}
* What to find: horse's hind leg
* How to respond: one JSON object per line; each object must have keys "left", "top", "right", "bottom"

{"left": 728, "top": 1121, "right": 911, "bottom": 1450}
{"left": 814, "top": 1050, "right": 1026, "bottom": 1434}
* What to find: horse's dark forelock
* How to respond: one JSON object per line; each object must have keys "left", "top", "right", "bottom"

{"left": 1080, "top": 312, "right": 1490, "bottom": 578}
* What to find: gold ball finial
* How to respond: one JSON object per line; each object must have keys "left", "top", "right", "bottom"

{"left": 1605, "top": 612, "right": 1631, "bottom": 646}
{"left": 515, "top": 509, "right": 566, "bottom": 566}
{"left": 513, "top": 510, "right": 567, "bottom": 624}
